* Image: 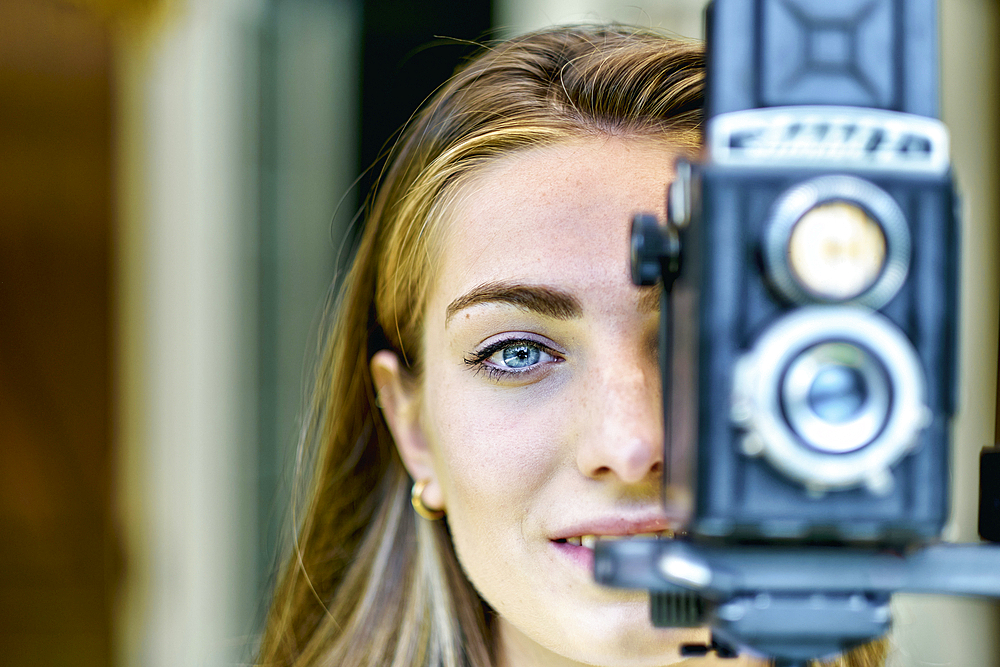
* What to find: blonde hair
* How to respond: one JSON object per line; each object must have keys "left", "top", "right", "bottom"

{"left": 255, "top": 25, "right": 883, "bottom": 667}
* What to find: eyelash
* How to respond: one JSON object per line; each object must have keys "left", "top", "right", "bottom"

{"left": 464, "top": 337, "right": 561, "bottom": 382}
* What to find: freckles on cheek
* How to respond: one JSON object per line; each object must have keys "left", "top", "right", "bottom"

{"left": 431, "top": 387, "right": 562, "bottom": 519}
{"left": 441, "top": 415, "right": 546, "bottom": 504}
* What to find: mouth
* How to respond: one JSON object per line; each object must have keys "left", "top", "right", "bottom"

{"left": 553, "top": 529, "right": 679, "bottom": 550}
{"left": 550, "top": 529, "right": 680, "bottom": 573}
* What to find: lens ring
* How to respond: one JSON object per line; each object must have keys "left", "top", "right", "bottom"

{"left": 730, "top": 307, "right": 929, "bottom": 493}
{"left": 764, "top": 176, "right": 910, "bottom": 308}
{"left": 781, "top": 342, "right": 891, "bottom": 454}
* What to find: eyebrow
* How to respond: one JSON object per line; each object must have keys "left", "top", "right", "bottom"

{"left": 445, "top": 281, "right": 582, "bottom": 324}
{"left": 444, "top": 280, "right": 663, "bottom": 324}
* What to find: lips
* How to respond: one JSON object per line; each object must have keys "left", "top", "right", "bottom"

{"left": 548, "top": 515, "right": 684, "bottom": 574}
{"left": 557, "top": 530, "right": 678, "bottom": 549}
{"left": 550, "top": 527, "right": 680, "bottom": 572}
{"left": 550, "top": 514, "right": 682, "bottom": 543}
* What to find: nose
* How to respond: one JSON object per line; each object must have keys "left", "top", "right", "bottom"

{"left": 576, "top": 348, "right": 664, "bottom": 485}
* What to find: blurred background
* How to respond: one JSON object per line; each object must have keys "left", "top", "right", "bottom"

{"left": 0, "top": 0, "right": 996, "bottom": 665}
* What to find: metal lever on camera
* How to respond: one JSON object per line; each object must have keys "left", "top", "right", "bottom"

{"left": 594, "top": 538, "right": 1000, "bottom": 666}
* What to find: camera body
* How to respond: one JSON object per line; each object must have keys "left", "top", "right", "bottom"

{"left": 601, "top": 2, "right": 1000, "bottom": 661}
{"left": 663, "top": 0, "right": 959, "bottom": 545}
{"left": 600, "top": 2, "right": 1000, "bottom": 661}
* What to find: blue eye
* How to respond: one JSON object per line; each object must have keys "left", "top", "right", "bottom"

{"left": 464, "top": 337, "right": 560, "bottom": 381}
{"left": 502, "top": 343, "right": 541, "bottom": 368}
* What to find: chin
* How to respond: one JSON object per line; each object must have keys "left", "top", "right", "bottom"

{"left": 522, "top": 601, "right": 712, "bottom": 667}
{"left": 575, "top": 621, "right": 705, "bottom": 666}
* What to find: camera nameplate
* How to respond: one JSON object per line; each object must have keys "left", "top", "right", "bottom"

{"left": 709, "top": 107, "right": 950, "bottom": 175}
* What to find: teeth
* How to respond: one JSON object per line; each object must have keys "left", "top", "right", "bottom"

{"left": 595, "top": 534, "right": 627, "bottom": 542}
{"left": 563, "top": 530, "right": 676, "bottom": 549}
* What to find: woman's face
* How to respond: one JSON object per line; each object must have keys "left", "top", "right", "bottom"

{"left": 376, "top": 136, "right": 720, "bottom": 667}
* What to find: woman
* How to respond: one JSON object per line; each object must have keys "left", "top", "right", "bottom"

{"left": 256, "top": 25, "right": 886, "bottom": 667}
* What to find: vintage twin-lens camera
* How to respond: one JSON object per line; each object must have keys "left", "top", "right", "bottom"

{"left": 596, "top": 0, "right": 1000, "bottom": 664}
{"left": 673, "top": 0, "right": 957, "bottom": 545}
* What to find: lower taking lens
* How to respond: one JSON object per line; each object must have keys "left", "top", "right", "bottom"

{"left": 807, "top": 365, "right": 868, "bottom": 424}
{"left": 782, "top": 342, "right": 890, "bottom": 454}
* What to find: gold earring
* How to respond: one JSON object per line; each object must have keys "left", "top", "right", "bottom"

{"left": 411, "top": 479, "right": 445, "bottom": 520}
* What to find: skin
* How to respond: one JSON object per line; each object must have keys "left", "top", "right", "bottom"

{"left": 373, "top": 137, "right": 758, "bottom": 667}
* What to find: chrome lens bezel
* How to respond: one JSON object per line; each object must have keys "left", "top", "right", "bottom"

{"left": 764, "top": 176, "right": 910, "bottom": 308}
{"left": 731, "top": 307, "right": 930, "bottom": 495}
{"left": 781, "top": 341, "right": 891, "bottom": 454}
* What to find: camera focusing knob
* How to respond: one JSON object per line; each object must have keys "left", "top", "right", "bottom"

{"left": 630, "top": 213, "right": 680, "bottom": 287}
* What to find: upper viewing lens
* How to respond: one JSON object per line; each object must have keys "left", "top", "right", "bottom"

{"left": 788, "top": 202, "right": 887, "bottom": 301}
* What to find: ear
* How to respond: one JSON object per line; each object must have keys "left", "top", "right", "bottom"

{"left": 371, "top": 350, "right": 444, "bottom": 512}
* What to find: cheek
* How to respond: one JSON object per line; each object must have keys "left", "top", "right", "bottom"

{"left": 428, "top": 378, "right": 558, "bottom": 498}
{"left": 421, "top": 372, "right": 572, "bottom": 546}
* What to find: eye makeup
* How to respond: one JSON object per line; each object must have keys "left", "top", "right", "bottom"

{"left": 464, "top": 334, "right": 563, "bottom": 383}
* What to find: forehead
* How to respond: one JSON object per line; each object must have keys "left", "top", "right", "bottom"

{"left": 433, "top": 137, "right": 679, "bottom": 300}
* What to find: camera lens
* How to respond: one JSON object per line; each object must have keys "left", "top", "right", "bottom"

{"left": 731, "top": 308, "right": 929, "bottom": 494}
{"left": 788, "top": 202, "right": 887, "bottom": 301}
{"left": 807, "top": 364, "right": 867, "bottom": 423}
{"left": 764, "top": 176, "right": 909, "bottom": 309}
{"left": 781, "top": 342, "right": 890, "bottom": 455}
